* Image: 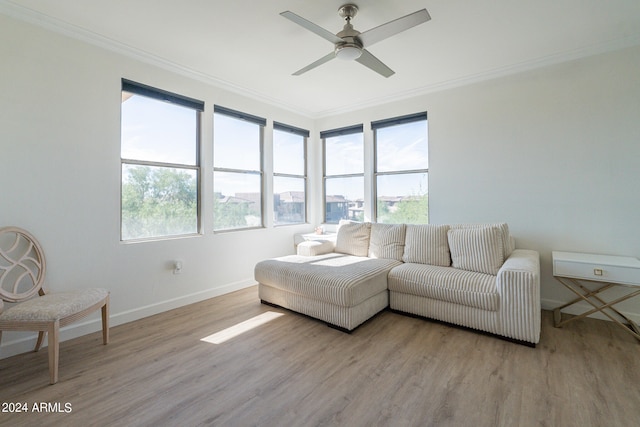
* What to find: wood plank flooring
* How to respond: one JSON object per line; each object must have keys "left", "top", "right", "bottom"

{"left": 1, "top": 286, "right": 638, "bottom": 427}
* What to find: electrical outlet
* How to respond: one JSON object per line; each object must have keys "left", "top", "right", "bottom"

{"left": 173, "top": 261, "right": 183, "bottom": 275}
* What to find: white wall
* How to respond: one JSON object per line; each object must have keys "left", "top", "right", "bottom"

{"left": 0, "top": 15, "right": 315, "bottom": 358}
{"left": 2, "top": 13, "right": 640, "bottom": 358}
{"left": 316, "top": 45, "right": 640, "bottom": 320}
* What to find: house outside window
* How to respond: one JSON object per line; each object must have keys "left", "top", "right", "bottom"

{"left": 373, "top": 112, "right": 428, "bottom": 224}
{"left": 321, "top": 125, "right": 364, "bottom": 224}
{"left": 273, "top": 122, "right": 309, "bottom": 226}
{"left": 120, "top": 79, "right": 203, "bottom": 241}
{"left": 213, "top": 106, "right": 266, "bottom": 231}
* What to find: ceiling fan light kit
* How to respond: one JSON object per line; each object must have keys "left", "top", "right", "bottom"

{"left": 281, "top": 3, "right": 431, "bottom": 77}
{"left": 335, "top": 43, "right": 362, "bottom": 60}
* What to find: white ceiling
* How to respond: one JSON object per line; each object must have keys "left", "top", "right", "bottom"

{"left": 3, "top": 0, "right": 640, "bottom": 117}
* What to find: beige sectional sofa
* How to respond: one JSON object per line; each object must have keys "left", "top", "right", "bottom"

{"left": 254, "top": 222, "right": 540, "bottom": 345}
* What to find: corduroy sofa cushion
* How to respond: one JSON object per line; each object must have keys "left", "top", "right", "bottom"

{"left": 449, "top": 222, "right": 513, "bottom": 259}
{"left": 388, "top": 263, "right": 499, "bottom": 311}
{"left": 447, "top": 226, "right": 504, "bottom": 275}
{"left": 297, "top": 240, "right": 335, "bottom": 256}
{"left": 402, "top": 224, "right": 451, "bottom": 266}
{"left": 368, "top": 223, "right": 406, "bottom": 261}
{"left": 335, "top": 222, "right": 371, "bottom": 257}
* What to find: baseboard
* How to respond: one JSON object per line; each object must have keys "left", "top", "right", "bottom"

{"left": 4, "top": 290, "right": 635, "bottom": 359}
{"left": 541, "top": 298, "right": 640, "bottom": 324}
{"left": 0, "top": 279, "right": 256, "bottom": 360}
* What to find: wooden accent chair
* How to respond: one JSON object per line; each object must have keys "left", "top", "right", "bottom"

{"left": 0, "top": 227, "right": 109, "bottom": 384}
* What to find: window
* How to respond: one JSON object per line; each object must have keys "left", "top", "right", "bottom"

{"left": 273, "top": 122, "right": 308, "bottom": 226}
{"left": 213, "top": 106, "right": 266, "bottom": 231}
{"left": 373, "top": 112, "right": 428, "bottom": 224}
{"left": 321, "top": 125, "right": 364, "bottom": 223}
{"left": 120, "top": 80, "right": 203, "bottom": 241}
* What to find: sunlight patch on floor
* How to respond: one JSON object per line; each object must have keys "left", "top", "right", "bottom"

{"left": 200, "top": 311, "right": 285, "bottom": 344}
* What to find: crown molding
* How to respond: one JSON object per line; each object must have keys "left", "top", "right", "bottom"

{"left": 3, "top": 0, "right": 640, "bottom": 120}
{"left": 0, "top": 0, "right": 317, "bottom": 118}
{"left": 314, "top": 34, "right": 640, "bottom": 118}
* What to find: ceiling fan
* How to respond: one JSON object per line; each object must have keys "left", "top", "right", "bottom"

{"left": 281, "top": 4, "right": 431, "bottom": 78}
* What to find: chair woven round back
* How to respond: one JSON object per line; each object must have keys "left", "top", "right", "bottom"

{"left": 0, "top": 227, "right": 46, "bottom": 304}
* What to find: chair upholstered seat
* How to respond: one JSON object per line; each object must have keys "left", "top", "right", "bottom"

{"left": 0, "top": 226, "right": 110, "bottom": 384}
{"left": 0, "top": 289, "right": 109, "bottom": 322}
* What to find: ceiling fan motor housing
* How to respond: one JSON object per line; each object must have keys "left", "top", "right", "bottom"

{"left": 335, "top": 6, "right": 362, "bottom": 61}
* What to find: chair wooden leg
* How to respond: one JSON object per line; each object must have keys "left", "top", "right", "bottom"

{"left": 48, "top": 321, "right": 60, "bottom": 385}
{"left": 35, "top": 331, "right": 46, "bottom": 352}
{"left": 101, "top": 297, "right": 110, "bottom": 345}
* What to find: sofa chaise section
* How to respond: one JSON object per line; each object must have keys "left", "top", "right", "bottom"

{"left": 256, "top": 253, "right": 401, "bottom": 331}
{"left": 255, "top": 222, "right": 405, "bottom": 331}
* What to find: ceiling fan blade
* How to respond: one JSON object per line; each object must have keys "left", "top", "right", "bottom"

{"left": 355, "top": 49, "right": 395, "bottom": 78}
{"left": 358, "top": 9, "right": 431, "bottom": 47}
{"left": 281, "top": 11, "right": 343, "bottom": 44}
{"left": 293, "top": 52, "right": 336, "bottom": 76}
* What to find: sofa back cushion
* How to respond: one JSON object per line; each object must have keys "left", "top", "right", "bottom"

{"left": 449, "top": 222, "right": 514, "bottom": 259}
{"left": 335, "top": 222, "right": 371, "bottom": 257}
{"left": 368, "top": 223, "right": 406, "bottom": 261}
{"left": 447, "top": 226, "right": 504, "bottom": 275}
{"left": 402, "top": 224, "right": 451, "bottom": 266}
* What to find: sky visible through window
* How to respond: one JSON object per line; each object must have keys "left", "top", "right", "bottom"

{"left": 121, "top": 94, "right": 196, "bottom": 165}
{"left": 325, "top": 132, "right": 364, "bottom": 201}
{"left": 376, "top": 120, "right": 428, "bottom": 198}
{"left": 322, "top": 121, "right": 428, "bottom": 202}
{"left": 213, "top": 113, "right": 263, "bottom": 196}
{"left": 273, "top": 129, "right": 304, "bottom": 175}
{"left": 377, "top": 121, "right": 428, "bottom": 170}
{"left": 213, "top": 114, "right": 261, "bottom": 171}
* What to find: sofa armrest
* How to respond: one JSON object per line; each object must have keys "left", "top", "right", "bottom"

{"left": 496, "top": 249, "right": 541, "bottom": 343}
{"left": 297, "top": 240, "right": 335, "bottom": 256}
{"left": 499, "top": 249, "right": 539, "bottom": 275}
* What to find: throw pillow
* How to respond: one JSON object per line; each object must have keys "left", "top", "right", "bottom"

{"left": 447, "top": 226, "right": 504, "bottom": 275}
{"left": 335, "top": 222, "right": 371, "bottom": 257}
{"left": 402, "top": 224, "right": 451, "bottom": 266}
{"left": 450, "top": 222, "right": 513, "bottom": 259}
{"left": 368, "top": 223, "right": 406, "bottom": 261}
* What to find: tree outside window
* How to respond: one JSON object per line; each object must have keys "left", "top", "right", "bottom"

{"left": 120, "top": 80, "right": 202, "bottom": 241}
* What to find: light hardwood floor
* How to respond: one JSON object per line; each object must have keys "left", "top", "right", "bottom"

{"left": 1, "top": 286, "right": 638, "bottom": 427}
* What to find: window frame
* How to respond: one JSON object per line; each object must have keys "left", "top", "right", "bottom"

{"left": 372, "top": 112, "right": 429, "bottom": 224}
{"left": 321, "top": 124, "right": 365, "bottom": 224}
{"left": 273, "top": 121, "right": 309, "bottom": 227}
{"left": 212, "top": 105, "right": 266, "bottom": 232}
{"left": 120, "top": 79, "right": 204, "bottom": 242}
